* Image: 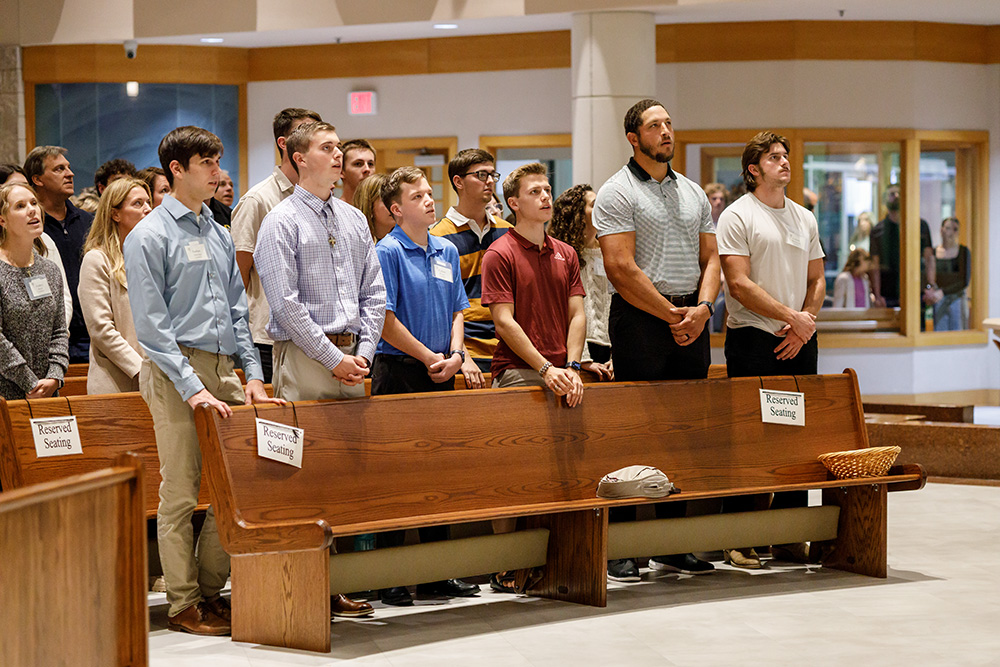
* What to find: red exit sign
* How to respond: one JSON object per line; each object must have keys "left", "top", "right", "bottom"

{"left": 348, "top": 91, "right": 377, "bottom": 116}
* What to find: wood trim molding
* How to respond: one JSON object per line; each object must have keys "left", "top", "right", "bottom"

{"left": 479, "top": 134, "right": 573, "bottom": 161}
{"left": 20, "top": 22, "right": 1000, "bottom": 87}
{"left": 22, "top": 44, "right": 249, "bottom": 84}
{"left": 657, "top": 21, "right": 999, "bottom": 65}
{"left": 249, "top": 31, "right": 570, "bottom": 82}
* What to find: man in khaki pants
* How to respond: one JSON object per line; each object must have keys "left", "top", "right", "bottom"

{"left": 254, "top": 121, "right": 385, "bottom": 617}
{"left": 125, "top": 126, "right": 283, "bottom": 636}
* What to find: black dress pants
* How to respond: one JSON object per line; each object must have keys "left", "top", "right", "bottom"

{"left": 723, "top": 326, "right": 818, "bottom": 512}
{"left": 608, "top": 293, "right": 711, "bottom": 523}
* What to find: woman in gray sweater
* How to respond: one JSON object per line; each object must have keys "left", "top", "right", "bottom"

{"left": 0, "top": 183, "right": 69, "bottom": 399}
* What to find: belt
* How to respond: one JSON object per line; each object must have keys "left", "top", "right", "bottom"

{"left": 663, "top": 292, "right": 699, "bottom": 307}
{"left": 326, "top": 332, "right": 357, "bottom": 347}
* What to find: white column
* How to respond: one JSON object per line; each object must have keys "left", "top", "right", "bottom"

{"left": 571, "top": 11, "right": 656, "bottom": 189}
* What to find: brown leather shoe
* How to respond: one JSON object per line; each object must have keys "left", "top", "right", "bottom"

{"left": 204, "top": 595, "right": 231, "bottom": 622}
{"left": 331, "top": 594, "right": 374, "bottom": 619}
{"left": 167, "top": 600, "right": 231, "bottom": 636}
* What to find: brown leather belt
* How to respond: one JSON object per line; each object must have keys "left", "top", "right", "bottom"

{"left": 326, "top": 332, "right": 357, "bottom": 347}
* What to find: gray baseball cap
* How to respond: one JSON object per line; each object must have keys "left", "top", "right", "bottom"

{"left": 597, "top": 465, "right": 677, "bottom": 499}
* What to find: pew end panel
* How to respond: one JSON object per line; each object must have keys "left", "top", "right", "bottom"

{"left": 0, "top": 452, "right": 148, "bottom": 667}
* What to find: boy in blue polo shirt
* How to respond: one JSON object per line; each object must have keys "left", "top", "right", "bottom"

{"left": 371, "top": 165, "right": 480, "bottom": 604}
{"left": 373, "top": 166, "right": 469, "bottom": 394}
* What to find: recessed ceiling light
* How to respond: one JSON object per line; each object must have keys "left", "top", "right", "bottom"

{"left": 200, "top": 37, "right": 224, "bottom": 43}
{"left": 433, "top": 24, "right": 458, "bottom": 30}
{"left": 126, "top": 81, "right": 139, "bottom": 98}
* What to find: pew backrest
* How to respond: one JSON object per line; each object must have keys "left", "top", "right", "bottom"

{"left": 0, "top": 393, "right": 206, "bottom": 517}
{"left": 197, "top": 370, "right": 904, "bottom": 553}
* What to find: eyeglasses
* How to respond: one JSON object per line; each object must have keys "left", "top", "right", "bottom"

{"left": 462, "top": 170, "right": 501, "bottom": 183}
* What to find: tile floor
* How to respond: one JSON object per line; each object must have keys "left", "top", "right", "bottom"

{"left": 149, "top": 482, "right": 1000, "bottom": 666}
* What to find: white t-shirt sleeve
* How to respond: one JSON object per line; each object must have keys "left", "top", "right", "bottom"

{"left": 806, "top": 210, "right": 825, "bottom": 261}
{"left": 593, "top": 179, "right": 635, "bottom": 237}
{"left": 716, "top": 207, "right": 750, "bottom": 257}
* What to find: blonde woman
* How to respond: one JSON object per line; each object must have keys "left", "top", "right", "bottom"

{"left": 78, "top": 177, "right": 151, "bottom": 393}
{"left": 0, "top": 183, "right": 68, "bottom": 399}
{"left": 353, "top": 173, "right": 394, "bottom": 242}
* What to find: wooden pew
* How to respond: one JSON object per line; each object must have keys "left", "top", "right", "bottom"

{"left": 195, "top": 369, "right": 924, "bottom": 652}
{"left": 0, "top": 453, "right": 147, "bottom": 667}
{"left": 0, "top": 393, "right": 207, "bottom": 517}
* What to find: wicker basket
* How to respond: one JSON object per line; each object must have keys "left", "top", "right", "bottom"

{"left": 818, "top": 446, "right": 901, "bottom": 479}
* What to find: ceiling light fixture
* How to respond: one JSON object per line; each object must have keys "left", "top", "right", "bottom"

{"left": 201, "top": 37, "right": 224, "bottom": 43}
{"left": 433, "top": 24, "right": 458, "bottom": 30}
{"left": 126, "top": 81, "right": 139, "bottom": 98}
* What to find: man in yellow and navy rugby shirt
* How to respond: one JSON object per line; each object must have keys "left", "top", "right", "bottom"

{"left": 430, "top": 148, "right": 512, "bottom": 388}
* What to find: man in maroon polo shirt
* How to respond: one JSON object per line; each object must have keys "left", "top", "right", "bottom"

{"left": 482, "top": 162, "right": 586, "bottom": 407}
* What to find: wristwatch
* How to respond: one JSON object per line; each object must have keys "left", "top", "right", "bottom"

{"left": 698, "top": 300, "right": 715, "bottom": 317}
{"left": 565, "top": 361, "right": 582, "bottom": 372}
{"left": 450, "top": 349, "right": 466, "bottom": 362}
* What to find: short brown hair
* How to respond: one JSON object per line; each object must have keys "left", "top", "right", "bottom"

{"left": 285, "top": 121, "right": 338, "bottom": 175}
{"left": 381, "top": 166, "right": 427, "bottom": 212}
{"left": 624, "top": 99, "right": 665, "bottom": 136}
{"left": 502, "top": 162, "right": 548, "bottom": 206}
{"left": 448, "top": 148, "right": 495, "bottom": 193}
{"left": 272, "top": 108, "right": 322, "bottom": 154}
{"left": 23, "top": 146, "right": 67, "bottom": 186}
{"left": 158, "top": 126, "right": 223, "bottom": 187}
{"left": 741, "top": 131, "right": 790, "bottom": 192}
{"left": 341, "top": 138, "right": 376, "bottom": 163}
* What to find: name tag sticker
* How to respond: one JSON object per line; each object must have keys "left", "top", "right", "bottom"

{"left": 256, "top": 418, "right": 304, "bottom": 468}
{"left": 784, "top": 230, "right": 808, "bottom": 252}
{"left": 431, "top": 258, "right": 453, "bottom": 282}
{"left": 31, "top": 416, "right": 83, "bottom": 457}
{"left": 24, "top": 275, "right": 53, "bottom": 300}
{"left": 759, "top": 389, "right": 805, "bottom": 426}
{"left": 184, "top": 240, "right": 210, "bottom": 262}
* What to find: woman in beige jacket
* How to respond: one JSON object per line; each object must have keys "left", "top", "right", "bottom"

{"left": 79, "top": 177, "right": 151, "bottom": 394}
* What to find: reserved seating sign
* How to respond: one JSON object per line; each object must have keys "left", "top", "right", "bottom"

{"left": 256, "top": 418, "right": 304, "bottom": 468}
{"left": 759, "top": 389, "right": 805, "bottom": 426}
{"left": 31, "top": 416, "right": 83, "bottom": 457}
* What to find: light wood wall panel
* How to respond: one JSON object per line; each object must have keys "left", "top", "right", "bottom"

{"left": 22, "top": 44, "right": 249, "bottom": 83}
{"left": 21, "top": 22, "right": 1000, "bottom": 87}
{"left": 658, "top": 21, "right": 1000, "bottom": 65}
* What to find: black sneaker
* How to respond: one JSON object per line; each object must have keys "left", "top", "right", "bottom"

{"left": 649, "top": 553, "right": 715, "bottom": 575}
{"left": 607, "top": 558, "right": 640, "bottom": 582}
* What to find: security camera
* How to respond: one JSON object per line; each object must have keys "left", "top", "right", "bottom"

{"left": 124, "top": 40, "right": 138, "bottom": 60}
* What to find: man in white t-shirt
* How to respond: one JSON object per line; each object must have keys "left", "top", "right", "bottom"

{"left": 715, "top": 130, "right": 826, "bottom": 568}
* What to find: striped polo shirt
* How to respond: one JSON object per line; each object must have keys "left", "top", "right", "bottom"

{"left": 430, "top": 208, "right": 512, "bottom": 359}
{"left": 593, "top": 158, "right": 714, "bottom": 296}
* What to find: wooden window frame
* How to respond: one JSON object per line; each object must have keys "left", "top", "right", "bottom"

{"left": 674, "top": 129, "right": 989, "bottom": 350}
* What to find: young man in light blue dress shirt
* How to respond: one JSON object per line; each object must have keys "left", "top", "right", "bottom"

{"left": 124, "top": 126, "right": 284, "bottom": 636}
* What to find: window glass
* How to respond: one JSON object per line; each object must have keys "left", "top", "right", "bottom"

{"left": 35, "top": 82, "right": 240, "bottom": 199}
{"left": 921, "top": 149, "right": 971, "bottom": 331}
{"left": 804, "top": 142, "right": 901, "bottom": 332}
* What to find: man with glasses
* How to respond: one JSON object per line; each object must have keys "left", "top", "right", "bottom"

{"left": 430, "top": 149, "right": 512, "bottom": 388}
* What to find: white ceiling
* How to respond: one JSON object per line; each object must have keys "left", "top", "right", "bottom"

{"left": 137, "top": 0, "right": 1000, "bottom": 49}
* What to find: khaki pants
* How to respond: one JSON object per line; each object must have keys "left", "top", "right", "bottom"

{"left": 492, "top": 367, "right": 546, "bottom": 389}
{"left": 139, "top": 347, "right": 245, "bottom": 617}
{"left": 272, "top": 340, "right": 365, "bottom": 401}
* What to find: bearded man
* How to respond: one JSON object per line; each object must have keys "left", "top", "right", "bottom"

{"left": 592, "top": 98, "right": 721, "bottom": 582}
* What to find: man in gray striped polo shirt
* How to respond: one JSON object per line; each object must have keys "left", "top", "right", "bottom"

{"left": 594, "top": 98, "right": 721, "bottom": 582}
